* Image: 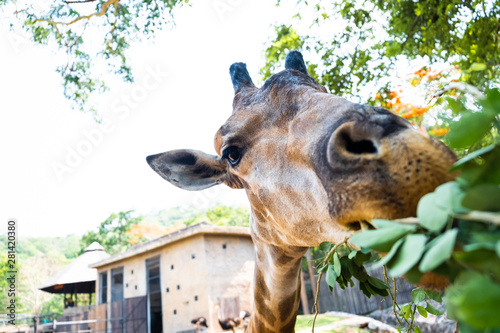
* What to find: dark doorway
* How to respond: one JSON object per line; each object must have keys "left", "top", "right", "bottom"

{"left": 146, "top": 257, "right": 162, "bottom": 333}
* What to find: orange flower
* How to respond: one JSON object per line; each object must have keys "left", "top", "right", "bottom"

{"left": 429, "top": 128, "right": 450, "bottom": 136}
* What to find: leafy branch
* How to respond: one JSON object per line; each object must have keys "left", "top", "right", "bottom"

{"left": 33, "top": 0, "right": 119, "bottom": 27}
{"left": 311, "top": 237, "right": 349, "bottom": 332}
{"left": 4, "top": 0, "right": 187, "bottom": 117}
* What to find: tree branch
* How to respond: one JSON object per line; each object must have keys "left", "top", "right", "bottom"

{"left": 35, "top": 0, "right": 120, "bottom": 26}
{"left": 64, "top": 0, "right": 98, "bottom": 3}
{"left": 400, "top": 15, "right": 420, "bottom": 51}
{"left": 312, "top": 236, "right": 350, "bottom": 333}
{"left": 432, "top": 82, "right": 484, "bottom": 99}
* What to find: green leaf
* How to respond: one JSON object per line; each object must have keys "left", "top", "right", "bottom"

{"left": 425, "top": 290, "right": 443, "bottom": 303}
{"left": 333, "top": 252, "right": 341, "bottom": 276}
{"left": 387, "top": 234, "right": 428, "bottom": 277}
{"left": 401, "top": 303, "right": 412, "bottom": 320}
{"left": 458, "top": 145, "right": 500, "bottom": 186}
{"left": 340, "top": 257, "right": 352, "bottom": 280}
{"left": 370, "top": 284, "right": 389, "bottom": 297}
{"left": 371, "top": 219, "right": 402, "bottom": 228}
{"left": 417, "top": 182, "right": 465, "bottom": 231}
{"left": 481, "top": 88, "right": 500, "bottom": 116}
{"left": 457, "top": 322, "right": 500, "bottom": 333}
{"left": 496, "top": 241, "right": 500, "bottom": 257}
{"left": 417, "top": 306, "right": 428, "bottom": 318}
{"left": 450, "top": 144, "right": 495, "bottom": 172}
{"left": 462, "top": 184, "right": 500, "bottom": 212}
{"left": 414, "top": 326, "right": 423, "bottom": 333}
{"left": 350, "top": 224, "right": 417, "bottom": 252}
{"left": 318, "top": 264, "right": 328, "bottom": 273}
{"left": 373, "top": 238, "right": 404, "bottom": 269}
{"left": 347, "top": 260, "right": 369, "bottom": 282}
{"left": 446, "top": 271, "right": 500, "bottom": 329}
{"left": 417, "top": 194, "right": 449, "bottom": 232}
{"left": 363, "top": 281, "right": 378, "bottom": 296}
{"left": 348, "top": 250, "right": 357, "bottom": 259}
{"left": 405, "top": 265, "right": 424, "bottom": 285}
{"left": 470, "top": 63, "right": 487, "bottom": 71}
{"left": 359, "top": 281, "right": 372, "bottom": 298}
{"left": 319, "top": 241, "right": 332, "bottom": 252}
{"left": 463, "top": 242, "right": 497, "bottom": 252}
{"left": 325, "top": 264, "right": 337, "bottom": 288}
{"left": 444, "top": 96, "right": 467, "bottom": 115}
{"left": 425, "top": 301, "right": 444, "bottom": 316}
{"left": 367, "top": 275, "right": 390, "bottom": 290}
{"left": 354, "top": 250, "right": 372, "bottom": 263}
{"left": 419, "top": 229, "right": 458, "bottom": 272}
{"left": 445, "top": 111, "right": 494, "bottom": 149}
{"left": 412, "top": 288, "right": 426, "bottom": 303}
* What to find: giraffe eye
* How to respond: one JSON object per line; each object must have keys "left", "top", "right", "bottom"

{"left": 222, "top": 146, "right": 242, "bottom": 166}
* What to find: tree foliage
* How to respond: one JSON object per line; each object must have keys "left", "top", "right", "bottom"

{"left": 18, "top": 255, "right": 66, "bottom": 316}
{"left": 125, "top": 221, "right": 185, "bottom": 245}
{"left": 264, "top": 0, "right": 500, "bottom": 102}
{"left": 184, "top": 205, "right": 250, "bottom": 227}
{"left": 1, "top": 0, "right": 187, "bottom": 116}
{"left": 80, "top": 210, "right": 141, "bottom": 254}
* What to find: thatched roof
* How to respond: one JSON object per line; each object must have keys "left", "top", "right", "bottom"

{"left": 39, "top": 242, "right": 110, "bottom": 294}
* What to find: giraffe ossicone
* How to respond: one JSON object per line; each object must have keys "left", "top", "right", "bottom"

{"left": 147, "top": 51, "right": 456, "bottom": 332}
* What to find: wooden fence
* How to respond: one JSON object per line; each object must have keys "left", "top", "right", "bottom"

{"left": 36, "top": 295, "right": 147, "bottom": 333}
{"left": 304, "top": 265, "right": 414, "bottom": 315}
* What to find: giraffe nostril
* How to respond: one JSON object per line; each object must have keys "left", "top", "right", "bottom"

{"left": 341, "top": 132, "right": 378, "bottom": 155}
{"left": 327, "top": 122, "right": 381, "bottom": 165}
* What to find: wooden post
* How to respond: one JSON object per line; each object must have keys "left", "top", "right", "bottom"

{"left": 300, "top": 270, "right": 311, "bottom": 314}
{"left": 306, "top": 249, "right": 318, "bottom": 312}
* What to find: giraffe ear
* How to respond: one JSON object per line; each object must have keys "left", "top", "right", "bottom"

{"left": 229, "top": 62, "right": 255, "bottom": 94}
{"left": 285, "top": 51, "right": 308, "bottom": 75}
{"left": 146, "top": 149, "right": 227, "bottom": 191}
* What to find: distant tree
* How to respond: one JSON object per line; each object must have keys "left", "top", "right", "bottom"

{"left": 1, "top": 0, "right": 188, "bottom": 116}
{"left": 18, "top": 255, "right": 65, "bottom": 316}
{"left": 125, "top": 221, "right": 185, "bottom": 245}
{"left": 263, "top": 0, "right": 500, "bottom": 102}
{"left": 190, "top": 205, "right": 250, "bottom": 227}
{"left": 147, "top": 205, "right": 250, "bottom": 228}
{"left": 17, "top": 235, "right": 81, "bottom": 261}
{"left": 142, "top": 206, "right": 206, "bottom": 227}
{"left": 40, "top": 294, "right": 65, "bottom": 317}
{"left": 80, "top": 210, "right": 141, "bottom": 255}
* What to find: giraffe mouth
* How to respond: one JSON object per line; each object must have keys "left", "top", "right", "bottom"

{"left": 346, "top": 220, "right": 374, "bottom": 232}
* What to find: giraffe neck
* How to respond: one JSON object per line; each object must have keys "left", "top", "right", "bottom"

{"left": 247, "top": 238, "right": 308, "bottom": 333}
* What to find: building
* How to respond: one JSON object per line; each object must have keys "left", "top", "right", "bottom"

{"left": 90, "top": 222, "right": 255, "bottom": 333}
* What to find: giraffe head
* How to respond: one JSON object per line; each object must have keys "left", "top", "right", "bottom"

{"left": 147, "top": 51, "right": 456, "bottom": 247}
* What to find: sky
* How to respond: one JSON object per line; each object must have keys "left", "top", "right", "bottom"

{"left": 0, "top": 0, "right": 300, "bottom": 237}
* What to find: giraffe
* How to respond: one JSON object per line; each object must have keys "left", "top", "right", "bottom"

{"left": 146, "top": 51, "right": 457, "bottom": 333}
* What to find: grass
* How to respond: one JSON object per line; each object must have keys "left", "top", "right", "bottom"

{"left": 294, "top": 314, "right": 343, "bottom": 331}
{"left": 295, "top": 314, "right": 372, "bottom": 332}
